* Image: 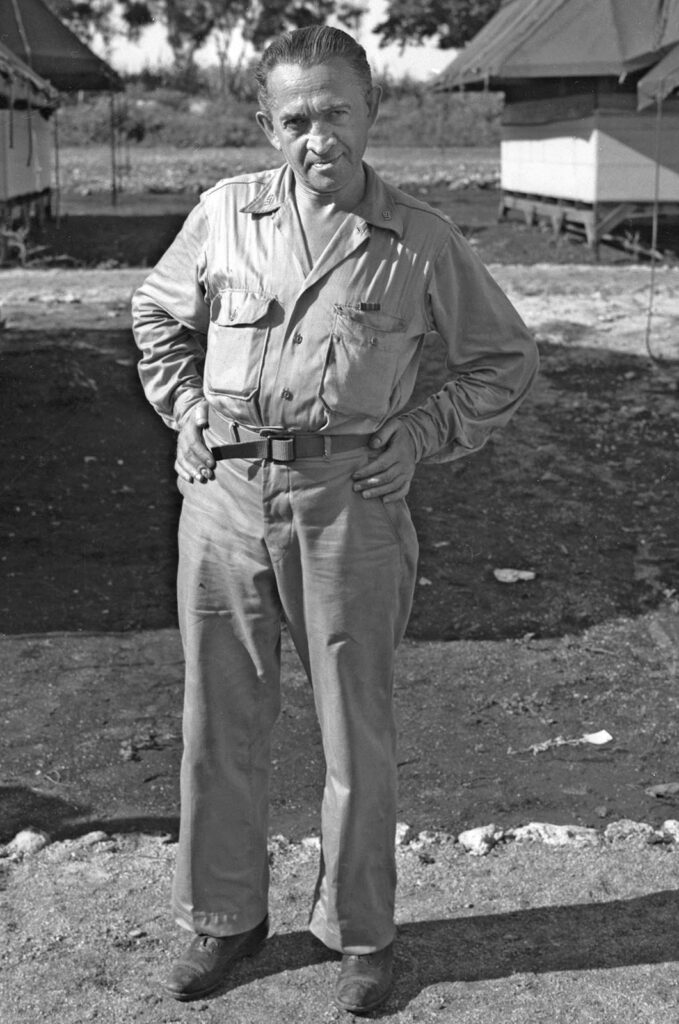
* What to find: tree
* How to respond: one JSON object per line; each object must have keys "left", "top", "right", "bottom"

{"left": 44, "top": 0, "right": 351, "bottom": 77}
{"left": 335, "top": 2, "right": 369, "bottom": 37}
{"left": 242, "top": 0, "right": 336, "bottom": 50}
{"left": 374, "top": 0, "right": 502, "bottom": 51}
{"left": 42, "top": 1, "right": 117, "bottom": 45}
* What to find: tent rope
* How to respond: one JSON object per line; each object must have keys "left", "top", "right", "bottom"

{"left": 10, "top": 0, "right": 32, "bottom": 66}
{"left": 644, "top": 91, "right": 676, "bottom": 368}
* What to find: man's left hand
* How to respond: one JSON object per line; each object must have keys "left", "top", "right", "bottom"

{"left": 352, "top": 420, "right": 417, "bottom": 503}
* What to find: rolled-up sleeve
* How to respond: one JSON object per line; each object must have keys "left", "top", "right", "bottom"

{"left": 132, "top": 202, "right": 211, "bottom": 430}
{"left": 399, "top": 228, "right": 538, "bottom": 463}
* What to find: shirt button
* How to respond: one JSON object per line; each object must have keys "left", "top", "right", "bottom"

{"left": 281, "top": 387, "right": 293, "bottom": 400}
{"left": 292, "top": 333, "right": 303, "bottom": 345}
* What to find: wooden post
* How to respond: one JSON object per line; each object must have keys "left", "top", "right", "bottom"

{"left": 110, "top": 91, "right": 117, "bottom": 207}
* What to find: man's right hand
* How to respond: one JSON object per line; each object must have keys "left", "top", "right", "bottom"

{"left": 175, "top": 400, "right": 216, "bottom": 483}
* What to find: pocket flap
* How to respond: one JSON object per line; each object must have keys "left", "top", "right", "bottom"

{"left": 212, "top": 290, "right": 274, "bottom": 327}
{"left": 334, "top": 304, "right": 406, "bottom": 333}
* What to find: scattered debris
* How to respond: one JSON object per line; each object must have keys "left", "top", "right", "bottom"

{"left": 509, "top": 730, "right": 613, "bottom": 755}
{"left": 644, "top": 782, "right": 679, "bottom": 798}
{"left": 493, "top": 568, "right": 537, "bottom": 583}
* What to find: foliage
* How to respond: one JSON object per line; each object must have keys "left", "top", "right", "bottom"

{"left": 44, "top": 0, "right": 360, "bottom": 73}
{"left": 375, "top": 0, "right": 503, "bottom": 50}
{"left": 43, "top": 0, "right": 117, "bottom": 44}
{"left": 55, "top": 76, "right": 502, "bottom": 150}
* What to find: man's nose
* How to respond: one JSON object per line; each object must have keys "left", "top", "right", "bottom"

{"left": 308, "top": 123, "right": 336, "bottom": 154}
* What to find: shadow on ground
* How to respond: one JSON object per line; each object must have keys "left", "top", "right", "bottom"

{"left": 1, "top": 325, "right": 677, "bottom": 640}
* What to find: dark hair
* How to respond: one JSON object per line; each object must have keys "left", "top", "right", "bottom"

{"left": 255, "top": 25, "right": 373, "bottom": 110}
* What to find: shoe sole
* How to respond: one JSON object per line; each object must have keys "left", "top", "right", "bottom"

{"left": 334, "top": 982, "right": 392, "bottom": 1015}
{"left": 163, "top": 929, "right": 267, "bottom": 1002}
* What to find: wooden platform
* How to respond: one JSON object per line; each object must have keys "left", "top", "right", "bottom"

{"left": 499, "top": 190, "right": 679, "bottom": 251}
{"left": 0, "top": 189, "right": 52, "bottom": 263}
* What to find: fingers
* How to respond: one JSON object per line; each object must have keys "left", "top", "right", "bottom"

{"left": 352, "top": 420, "right": 416, "bottom": 499}
{"left": 176, "top": 405, "right": 215, "bottom": 484}
{"left": 353, "top": 450, "right": 412, "bottom": 499}
{"left": 354, "top": 470, "right": 412, "bottom": 500}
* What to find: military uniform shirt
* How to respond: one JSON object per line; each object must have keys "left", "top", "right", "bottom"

{"left": 132, "top": 162, "right": 538, "bottom": 463}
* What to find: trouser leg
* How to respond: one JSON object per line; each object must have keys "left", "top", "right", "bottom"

{"left": 172, "top": 461, "right": 282, "bottom": 937}
{"left": 271, "top": 452, "right": 419, "bottom": 955}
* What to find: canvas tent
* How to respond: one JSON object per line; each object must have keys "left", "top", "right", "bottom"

{"left": 0, "top": 0, "right": 124, "bottom": 233}
{"left": 435, "top": 0, "right": 679, "bottom": 247}
{"left": 0, "top": 0, "right": 122, "bottom": 92}
{"left": 0, "top": 39, "right": 58, "bottom": 256}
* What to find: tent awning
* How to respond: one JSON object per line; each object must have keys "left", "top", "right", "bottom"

{"left": 0, "top": 0, "right": 123, "bottom": 93}
{"left": 638, "top": 44, "right": 679, "bottom": 109}
{"left": 0, "top": 39, "right": 58, "bottom": 109}
{"left": 434, "top": 0, "right": 679, "bottom": 91}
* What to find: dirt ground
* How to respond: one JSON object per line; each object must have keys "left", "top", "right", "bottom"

{"left": 2, "top": 182, "right": 679, "bottom": 1021}
{"left": 1, "top": 184, "right": 679, "bottom": 847}
{"left": 5, "top": 831, "right": 679, "bottom": 1024}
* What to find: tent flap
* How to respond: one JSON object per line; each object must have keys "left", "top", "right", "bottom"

{"left": 0, "top": 0, "right": 122, "bottom": 92}
{"left": 638, "top": 43, "right": 679, "bottom": 109}
{"left": 435, "top": 0, "right": 679, "bottom": 91}
{"left": 0, "top": 39, "right": 58, "bottom": 108}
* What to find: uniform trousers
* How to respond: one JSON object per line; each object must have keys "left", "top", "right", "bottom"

{"left": 172, "top": 434, "right": 418, "bottom": 954}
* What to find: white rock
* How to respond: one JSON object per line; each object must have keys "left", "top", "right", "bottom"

{"left": 395, "top": 822, "right": 415, "bottom": 847}
{"left": 300, "top": 835, "right": 321, "bottom": 852}
{"left": 409, "top": 829, "right": 447, "bottom": 851}
{"left": 457, "top": 823, "right": 499, "bottom": 856}
{"left": 77, "top": 830, "right": 110, "bottom": 847}
{"left": 604, "top": 819, "right": 657, "bottom": 843}
{"left": 510, "top": 822, "right": 600, "bottom": 847}
{"left": 1, "top": 827, "right": 51, "bottom": 859}
{"left": 662, "top": 820, "right": 679, "bottom": 842}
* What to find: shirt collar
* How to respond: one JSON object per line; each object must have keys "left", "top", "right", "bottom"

{"left": 353, "top": 163, "right": 404, "bottom": 239}
{"left": 240, "top": 164, "right": 290, "bottom": 215}
{"left": 240, "top": 162, "right": 404, "bottom": 238}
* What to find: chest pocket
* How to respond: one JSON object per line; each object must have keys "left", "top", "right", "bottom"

{"left": 320, "top": 305, "right": 411, "bottom": 418}
{"left": 205, "top": 289, "right": 274, "bottom": 399}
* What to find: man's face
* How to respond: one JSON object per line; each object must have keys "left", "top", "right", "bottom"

{"left": 256, "top": 58, "right": 380, "bottom": 204}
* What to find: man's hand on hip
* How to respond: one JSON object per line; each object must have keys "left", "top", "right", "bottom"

{"left": 175, "top": 400, "right": 216, "bottom": 483}
{"left": 352, "top": 420, "right": 417, "bottom": 502}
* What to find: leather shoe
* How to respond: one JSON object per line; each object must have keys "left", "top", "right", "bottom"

{"left": 334, "top": 942, "right": 394, "bottom": 1014}
{"left": 163, "top": 915, "right": 268, "bottom": 1001}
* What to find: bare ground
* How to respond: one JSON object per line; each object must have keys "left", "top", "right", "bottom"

{"left": 1, "top": 184, "right": 679, "bottom": 1020}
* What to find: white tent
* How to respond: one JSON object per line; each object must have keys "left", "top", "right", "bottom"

{"left": 0, "top": 39, "right": 58, "bottom": 256}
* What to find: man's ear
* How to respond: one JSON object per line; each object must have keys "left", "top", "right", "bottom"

{"left": 367, "top": 85, "right": 382, "bottom": 128}
{"left": 256, "top": 110, "right": 281, "bottom": 151}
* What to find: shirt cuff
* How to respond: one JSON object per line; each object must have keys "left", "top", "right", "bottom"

{"left": 173, "top": 389, "right": 206, "bottom": 431}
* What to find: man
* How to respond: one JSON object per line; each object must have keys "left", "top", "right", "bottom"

{"left": 132, "top": 24, "right": 538, "bottom": 1014}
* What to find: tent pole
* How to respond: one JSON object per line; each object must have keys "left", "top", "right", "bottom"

{"left": 644, "top": 93, "right": 663, "bottom": 363}
{"left": 110, "top": 91, "right": 117, "bottom": 207}
{"left": 53, "top": 105, "right": 61, "bottom": 225}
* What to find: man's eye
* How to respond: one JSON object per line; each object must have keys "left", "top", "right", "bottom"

{"left": 283, "top": 118, "right": 305, "bottom": 130}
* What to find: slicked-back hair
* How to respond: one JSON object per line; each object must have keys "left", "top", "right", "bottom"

{"left": 255, "top": 25, "right": 373, "bottom": 111}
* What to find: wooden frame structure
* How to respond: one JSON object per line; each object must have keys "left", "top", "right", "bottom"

{"left": 0, "top": 42, "right": 58, "bottom": 262}
{"left": 497, "top": 88, "right": 679, "bottom": 250}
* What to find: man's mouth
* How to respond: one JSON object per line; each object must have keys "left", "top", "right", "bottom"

{"left": 310, "top": 156, "right": 340, "bottom": 169}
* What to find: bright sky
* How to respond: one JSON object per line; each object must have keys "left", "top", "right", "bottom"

{"left": 102, "top": 0, "right": 454, "bottom": 81}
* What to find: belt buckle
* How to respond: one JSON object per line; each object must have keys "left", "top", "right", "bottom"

{"left": 261, "top": 430, "right": 296, "bottom": 463}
